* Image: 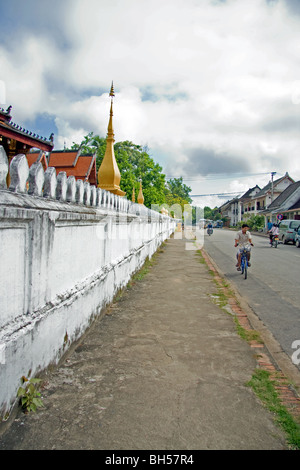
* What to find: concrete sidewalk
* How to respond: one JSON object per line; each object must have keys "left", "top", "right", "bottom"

{"left": 0, "top": 237, "right": 290, "bottom": 450}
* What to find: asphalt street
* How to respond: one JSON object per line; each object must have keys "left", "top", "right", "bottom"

{"left": 202, "top": 228, "right": 300, "bottom": 372}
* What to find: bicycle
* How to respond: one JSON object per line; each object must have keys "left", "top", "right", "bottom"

{"left": 240, "top": 248, "right": 249, "bottom": 279}
{"left": 236, "top": 243, "right": 253, "bottom": 280}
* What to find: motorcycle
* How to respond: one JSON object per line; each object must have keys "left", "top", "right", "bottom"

{"left": 207, "top": 227, "right": 213, "bottom": 236}
{"left": 269, "top": 234, "right": 279, "bottom": 248}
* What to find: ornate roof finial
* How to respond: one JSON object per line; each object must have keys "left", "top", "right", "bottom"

{"left": 109, "top": 81, "right": 115, "bottom": 98}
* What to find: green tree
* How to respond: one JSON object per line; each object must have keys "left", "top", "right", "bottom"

{"left": 166, "top": 177, "right": 192, "bottom": 204}
{"left": 70, "top": 134, "right": 194, "bottom": 214}
{"left": 70, "top": 133, "right": 166, "bottom": 208}
{"left": 71, "top": 132, "right": 106, "bottom": 156}
{"left": 163, "top": 177, "right": 193, "bottom": 217}
{"left": 204, "top": 206, "right": 213, "bottom": 220}
{"left": 115, "top": 141, "right": 167, "bottom": 207}
{"left": 242, "top": 214, "right": 264, "bottom": 231}
{"left": 204, "top": 206, "right": 221, "bottom": 221}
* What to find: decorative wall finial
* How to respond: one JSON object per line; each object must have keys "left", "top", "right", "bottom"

{"left": 137, "top": 178, "right": 144, "bottom": 205}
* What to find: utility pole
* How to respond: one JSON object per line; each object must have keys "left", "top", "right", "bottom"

{"left": 271, "top": 171, "right": 276, "bottom": 203}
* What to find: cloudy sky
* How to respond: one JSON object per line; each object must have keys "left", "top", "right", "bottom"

{"left": 1, "top": 0, "right": 300, "bottom": 207}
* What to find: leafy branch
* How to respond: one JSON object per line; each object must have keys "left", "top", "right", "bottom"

{"left": 17, "top": 376, "right": 44, "bottom": 413}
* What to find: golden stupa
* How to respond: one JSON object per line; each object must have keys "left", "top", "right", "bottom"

{"left": 97, "top": 82, "right": 126, "bottom": 196}
{"left": 137, "top": 179, "right": 144, "bottom": 205}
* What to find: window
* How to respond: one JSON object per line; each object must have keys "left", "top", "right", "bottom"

{"left": 291, "top": 221, "right": 300, "bottom": 229}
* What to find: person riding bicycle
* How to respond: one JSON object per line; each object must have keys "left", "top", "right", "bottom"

{"left": 268, "top": 223, "right": 279, "bottom": 245}
{"left": 234, "top": 224, "right": 254, "bottom": 271}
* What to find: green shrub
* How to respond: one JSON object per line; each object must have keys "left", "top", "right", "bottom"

{"left": 17, "top": 376, "right": 44, "bottom": 413}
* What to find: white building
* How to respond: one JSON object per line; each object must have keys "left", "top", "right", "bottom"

{"left": 218, "top": 198, "right": 239, "bottom": 226}
{"left": 263, "top": 180, "right": 300, "bottom": 222}
{"left": 219, "top": 174, "right": 295, "bottom": 226}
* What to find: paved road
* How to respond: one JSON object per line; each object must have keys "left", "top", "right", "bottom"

{"left": 202, "top": 228, "right": 300, "bottom": 371}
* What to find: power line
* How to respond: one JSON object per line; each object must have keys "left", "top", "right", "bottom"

{"left": 191, "top": 192, "right": 242, "bottom": 197}
{"left": 165, "top": 171, "right": 275, "bottom": 182}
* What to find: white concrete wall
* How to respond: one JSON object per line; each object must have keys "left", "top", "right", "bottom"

{"left": 0, "top": 149, "right": 176, "bottom": 419}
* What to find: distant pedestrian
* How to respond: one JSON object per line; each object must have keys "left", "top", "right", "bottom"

{"left": 267, "top": 220, "right": 273, "bottom": 231}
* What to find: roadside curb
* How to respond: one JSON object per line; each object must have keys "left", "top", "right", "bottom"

{"left": 200, "top": 247, "right": 300, "bottom": 423}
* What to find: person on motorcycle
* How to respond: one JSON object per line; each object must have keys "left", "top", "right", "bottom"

{"left": 207, "top": 222, "right": 213, "bottom": 235}
{"left": 268, "top": 223, "right": 279, "bottom": 245}
{"left": 234, "top": 224, "right": 254, "bottom": 271}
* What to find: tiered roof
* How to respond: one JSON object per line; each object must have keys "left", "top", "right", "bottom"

{"left": 0, "top": 106, "right": 54, "bottom": 152}
{"left": 28, "top": 149, "right": 97, "bottom": 186}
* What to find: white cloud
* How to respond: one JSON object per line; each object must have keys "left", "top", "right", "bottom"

{"left": 1, "top": 0, "right": 300, "bottom": 200}
{"left": 0, "top": 35, "right": 67, "bottom": 130}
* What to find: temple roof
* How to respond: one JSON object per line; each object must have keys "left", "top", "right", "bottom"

{"left": 0, "top": 106, "right": 54, "bottom": 152}
{"left": 27, "top": 150, "right": 49, "bottom": 171}
{"left": 28, "top": 149, "right": 97, "bottom": 186}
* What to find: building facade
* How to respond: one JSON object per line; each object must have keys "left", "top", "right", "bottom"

{"left": 219, "top": 174, "right": 296, "bottom": 226}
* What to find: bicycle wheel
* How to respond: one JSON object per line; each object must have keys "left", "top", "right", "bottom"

{"left": 241, "top": 259, "right": 244, "bottom": 275}
{"left": 244, "top": 263, "right": 247, "bottom": 279}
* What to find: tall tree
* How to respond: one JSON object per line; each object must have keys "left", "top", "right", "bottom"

{"left": 70, "top": 133, "right": 166, "bottom": 208}
{"left": 163, "top": 177, "right": 193, "bottom": 217}
{"left": 166, "top": 177, "right": 192, "bottom": 204}
{"left": 70, "top": 134, "right": 193, "bottom": 214}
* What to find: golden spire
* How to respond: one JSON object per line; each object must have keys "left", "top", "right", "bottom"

{"left": 109, "top": 81, "right": 115, "bottom": 97}
{"left": 137, "top": 178, "right": 144, "bottom": 205}
{"left": 97, "top": 82, "right": 126, "bottom": 197}
{"left": 132, "top": 186, "right": 135, "bottom": 202}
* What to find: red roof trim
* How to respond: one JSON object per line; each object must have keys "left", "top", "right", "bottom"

{"left": 0, "top": 122, "right": 54, "bottom": 152}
